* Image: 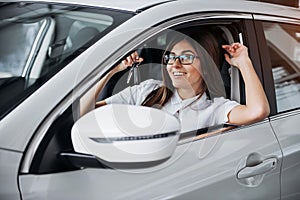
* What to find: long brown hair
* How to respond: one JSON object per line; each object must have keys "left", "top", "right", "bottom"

{"left": 142, "top": 30, "right": 225, "bottom": 108}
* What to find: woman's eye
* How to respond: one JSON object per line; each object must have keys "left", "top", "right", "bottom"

{"left": 181, "top": 55, "right": 190, "bottom": 61}
{"left": 182, "top": 55, "right": 188, "bottom": 60}
{"left": 169, "top": 55, "right": 176, "bottom": 60}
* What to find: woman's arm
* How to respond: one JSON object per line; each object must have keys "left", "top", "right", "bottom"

{"left": 222, "top": 43, "right": 270, "bottom": 125}
{"left": 80, "top": 51, "right": 143, "bottom": 116}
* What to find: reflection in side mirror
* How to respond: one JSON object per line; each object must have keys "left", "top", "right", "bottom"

{"left": 71, "top": 104, "right": 180, "bottom": 163}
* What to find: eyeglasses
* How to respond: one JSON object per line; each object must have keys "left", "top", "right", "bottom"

{"left": 163, "top": 54, "right": 199, "bottom": 65}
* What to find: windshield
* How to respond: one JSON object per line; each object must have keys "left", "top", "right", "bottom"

{"left": 0, "top": 2, "right": 133, "bottom": 118}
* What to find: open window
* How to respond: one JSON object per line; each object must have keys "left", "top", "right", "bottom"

{"left": 27, "top": 19, "right": 252, "bottom": 174}
{"left": 97, "top": 23, "right": 243, "bottom": 102}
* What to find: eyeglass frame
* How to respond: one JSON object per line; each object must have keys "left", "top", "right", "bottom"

{"left": 163, "top": 54, "right": 200, "bottom": 65}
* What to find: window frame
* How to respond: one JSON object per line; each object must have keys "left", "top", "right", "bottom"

{"left": 253, "top": 15, "right": 300, "bottom": 116}
{"left": 21, "top": 12, "right": 267, "bottom": 174}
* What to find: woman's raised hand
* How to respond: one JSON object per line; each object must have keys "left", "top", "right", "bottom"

{"left": 113, "top": 51, "right": 144, "bottom": 73}
{"left": 222, "top": 42, "right": 270, "bottom": 125}
{"left": 222, "top": 43, "right": 250, "bottom": 70}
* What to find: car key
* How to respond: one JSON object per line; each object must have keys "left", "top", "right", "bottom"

{"left": 127, "top": 66, "right": 134, "bottom": 84}
{"left": 133, "top": 62, "right": 141, "bottom": 84}
{"left": 127, "top": 62, "right": 140, "bottom": 84}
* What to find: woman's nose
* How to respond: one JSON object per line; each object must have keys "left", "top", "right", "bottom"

{"left": 173, "top": 57, "right": 182, "bottom": 67}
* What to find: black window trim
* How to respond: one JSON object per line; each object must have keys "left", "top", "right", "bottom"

{"left": 253, "top": 15, "right": 300, "bottom": 116}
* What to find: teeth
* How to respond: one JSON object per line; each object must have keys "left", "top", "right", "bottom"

{"left": 173, "top": 72, "right": 185, "bottom": 76}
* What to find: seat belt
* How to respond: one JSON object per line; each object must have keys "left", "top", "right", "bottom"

{"left": 219, "top": 26, "right": 241, "bottom": 102}
{"left": 230, "top": 33, "right": 244, "bottom": 103}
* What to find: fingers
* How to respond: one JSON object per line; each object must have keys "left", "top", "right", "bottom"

{"left": 224, "top": 53, "right": 232, "bottom": 65}
{"left": 222, "top": 43, "right": 247, "bottom": 58}
{"left": 222, "top": 43, "right": 241, "bottom": 54}
{"left": 123, "top": 51, "right": 144, "bottom": 67}
{"left": 232, "top": 43, "right": 242, "bottom": 50}
{"left": 132, "top": 51, "right": 144, "bottom": 63}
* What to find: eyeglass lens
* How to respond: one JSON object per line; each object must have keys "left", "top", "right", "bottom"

{"left": 164, "top": 55, "right": 196, "bottom": 65}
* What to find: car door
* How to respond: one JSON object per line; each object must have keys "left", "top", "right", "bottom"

{"left": 18, "top": 12, "right": 282, "bottom": 200}
{"left": 254, "top": 15, "right": 300, "bottom": 200}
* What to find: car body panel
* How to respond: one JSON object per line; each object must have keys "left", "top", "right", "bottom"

{"left": 0, "top": 0, "right": 174, "bottom": 12}
{"left": 0, "top": 0, "right": 298, "bottom": 199}
{"left": 2, "top": 0, "right": 300, "bottom": 19}
{"left": 19, "top": 121, "right": 282, "bottom": 200}
{"left": 0, "top": 149, "right": 22, "bottom": 200}
{"left": 253, "top": 13, "right": 300, "bottom": 200}
{"left": 270, "top": 111, "right": 300, "bottom": 200}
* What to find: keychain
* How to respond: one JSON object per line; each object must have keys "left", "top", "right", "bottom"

{"left": 127, "top": 62, "right": 141, "bottom": 84}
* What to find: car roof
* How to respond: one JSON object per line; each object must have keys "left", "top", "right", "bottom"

{"left": 0, "top": 0, "right": 175, "bottom": 12}
{"left": 1, "top": 0, "right": 299, "bottom": 18}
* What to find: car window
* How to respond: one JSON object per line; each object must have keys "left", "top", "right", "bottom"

{"left": 31, "top": 19, "right": 257, "bottom": 174}
{"left": 98, "top": 25, "right": 236, "bottom": 102}
{"left": 90, "top": 23, "right": 242, "bottom": 132}
{"left": 262, "top": 21, "right": 300, "bottom": 113}
{"left": 0, "top": 2, "right": 133, "bottom": 119}
{"left": 0, "top": 17, "right": 48, "bottom": 77}
{"left": 35, "top": 23, "right": 239, "bottom": 173}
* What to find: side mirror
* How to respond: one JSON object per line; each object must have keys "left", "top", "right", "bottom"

{"left": 71, "top": 104, "right": 180, "bottom": 163}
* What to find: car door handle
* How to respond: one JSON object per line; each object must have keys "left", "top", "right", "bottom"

{"left": 237, "top": 158, "right": 277, "bottom": 179}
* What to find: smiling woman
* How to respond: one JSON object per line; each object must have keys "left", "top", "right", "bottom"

{"left": 165, "top": 41, "right": 204, "bottom": 99}
{"left": 6, "top": 0, "right": 299, "bottom": 199}
{"left": 81, "top": 28, "right": 269, "bottom": 133}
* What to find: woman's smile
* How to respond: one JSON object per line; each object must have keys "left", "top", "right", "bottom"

{"left": 172, "top": 71, "right": 187, "bottom": 77}
{"left": 167, "top": 39, "right": 203, "bottom": 97}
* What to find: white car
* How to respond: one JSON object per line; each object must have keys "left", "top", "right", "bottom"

{"left": 0, "top": 0, "right": 300, "bottom": 199}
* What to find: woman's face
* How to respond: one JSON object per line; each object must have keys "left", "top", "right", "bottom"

{"left": 166, "top": 39, "right": 203, "bottom": 95}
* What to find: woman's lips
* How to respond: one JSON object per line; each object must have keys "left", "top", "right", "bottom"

{"left": 173, "top": 71, "right": 187, "bottom": 77}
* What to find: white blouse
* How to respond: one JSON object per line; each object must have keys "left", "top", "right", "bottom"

{"left": 105, "top": 79, "right": 239, "bottom": 133}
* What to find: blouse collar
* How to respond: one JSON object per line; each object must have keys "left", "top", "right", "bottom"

{"left": 171, "top": 90, "right": 209, "bottom": 109}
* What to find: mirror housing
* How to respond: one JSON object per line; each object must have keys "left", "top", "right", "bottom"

{"left": 71, "top": 104, "right": 180, "bottom": 163}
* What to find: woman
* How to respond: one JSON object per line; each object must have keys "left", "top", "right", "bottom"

{"left": 86, "top": 31, "right": 269, "bottom": 132}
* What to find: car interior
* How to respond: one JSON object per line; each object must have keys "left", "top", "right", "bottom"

{"left": 0, "top": 4, "right": 128, "bottom": 119}
{"left": 26, "top": 21, "right": 244, "bottom": 174}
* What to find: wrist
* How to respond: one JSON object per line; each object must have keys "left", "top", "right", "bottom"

{"left": 235, "top": 57, "right": 252, "bottom": 70}
{"left": 108, "top": 65, "right": 121, "bottom": 76}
